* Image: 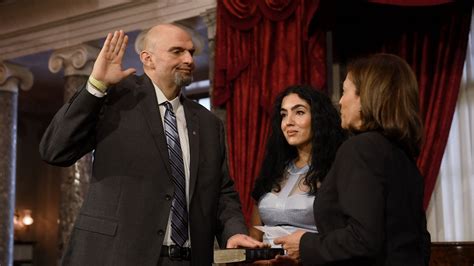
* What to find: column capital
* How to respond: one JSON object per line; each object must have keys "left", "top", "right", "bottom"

{"left": 49, "top": 44, "right": 99, "bottom": 76}
{"left": 0, "top": 62, "right": 34, "bottom": 93}
{"left": 200, "top": 7, "right": 216, "bottom": 39}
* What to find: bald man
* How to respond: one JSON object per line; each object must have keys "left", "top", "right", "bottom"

{"left": 40, "top": 24, "right": 264, "bottom": 266}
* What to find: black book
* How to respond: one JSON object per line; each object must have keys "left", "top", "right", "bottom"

{"left": 214, "top": 248, "right": 285, "bottom": 263}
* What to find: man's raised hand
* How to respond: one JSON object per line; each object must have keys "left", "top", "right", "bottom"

{"left": 90, "top": 30, "right": 136, "bottom": 86}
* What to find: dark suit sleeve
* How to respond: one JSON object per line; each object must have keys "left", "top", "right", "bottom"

{"left": 300, "top": 137, "right": 385, "bottom": 264}
{"left": 39, "top": 85, "right": 105, "bottom": 167}
{"left": 215, "top": 120, "right": 248, "bottom": 246}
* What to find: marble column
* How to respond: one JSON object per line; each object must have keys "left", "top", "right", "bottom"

{"left": 200, "top": 8, "right": 224, "bottom": 119}
{"left": 201, "top": 8, "right": 216, "bottom": 87}
{"left": 200, "top": 10, "right": 228, "bottom": 253}
{"left": 0, "top": 62, "right": 33, "bottom": 266}
{"left": 48, "top": 44, "right": 99, "bottom": 254}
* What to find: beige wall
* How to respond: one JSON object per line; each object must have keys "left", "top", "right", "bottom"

{"left": 0, "top": 0, "right": 215, "bottom": 60}
{"left": 1, "top": 0, "right": 136, "bottom": 34}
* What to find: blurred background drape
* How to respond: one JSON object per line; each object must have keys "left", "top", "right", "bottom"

{"left": 374, "top": 2, "right": 472, "bottom": 210}
{"left": 427, "top": 12, "right": 474, "bottom": 241}
{"left": 326, "top": 0, "right": 471, "bottom": 211}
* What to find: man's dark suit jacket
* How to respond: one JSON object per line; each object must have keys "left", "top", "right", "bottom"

{"left": 39, "top": 75, "right": 248, "bottom": 265}
{"left": 300, "top": 131, "right": 430, "bottom": 266}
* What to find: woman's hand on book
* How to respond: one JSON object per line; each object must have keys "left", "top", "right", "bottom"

{"left": 273, "top": 230, "right": 306, "bottom": 261}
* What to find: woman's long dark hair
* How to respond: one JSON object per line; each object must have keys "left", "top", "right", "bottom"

{"left": 252, "top": 85, "right": 347, "bottom": 201}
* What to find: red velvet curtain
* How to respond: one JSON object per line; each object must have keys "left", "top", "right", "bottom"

{"left": 214, "top": 0, "right": 325, "bottom": 222}
{"left": 312, "top": 1, "right": 471, "bottom": 210}
{"left": 375, "top": 3, "right": 472, "bottom": 209}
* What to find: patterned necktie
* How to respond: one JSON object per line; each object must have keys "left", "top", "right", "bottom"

{"left": 162, "top": 101, "right": 188, "bottom": 247}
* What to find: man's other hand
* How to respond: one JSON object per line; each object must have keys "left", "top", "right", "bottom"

{"left": 226, "top": 234, "right": 269, "bottom": 248}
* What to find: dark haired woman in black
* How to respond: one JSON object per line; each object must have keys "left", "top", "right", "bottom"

{"left": 249, "top": 85, "right": 346, "bottom": 253}
{"left": 275, "top": 54, "right": 430, "bottom": 266}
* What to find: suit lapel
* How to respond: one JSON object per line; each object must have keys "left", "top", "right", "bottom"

{"left": 137, "top": 76, "right": 199, "bottom": 199}
{"left": 182, "top": 98, "right": 200, "bottom": 202}
{"left": 137, "top": 75, "right": 172, "bottom": 176}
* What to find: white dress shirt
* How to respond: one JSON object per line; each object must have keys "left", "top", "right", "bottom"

{"left": 152, "top": 82, "right": 191, "bottom": 247}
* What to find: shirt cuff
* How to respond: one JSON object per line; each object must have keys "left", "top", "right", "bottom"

{"left": 86, "top": 82, "right": 107, "bottom": 98}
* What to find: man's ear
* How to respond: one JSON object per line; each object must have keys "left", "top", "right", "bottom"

{"left": 140, "top": 51, "right": 154, "bottom": 68}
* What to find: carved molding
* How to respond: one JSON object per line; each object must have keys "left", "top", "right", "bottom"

{"left": 0, "top": 62, "right": 33, "bottom": 92}
{"left": 0, "top": 0, "right": 216, "bottom": 60}
{"left": 49, "top": 44, "right": 99, "bottom": 76}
